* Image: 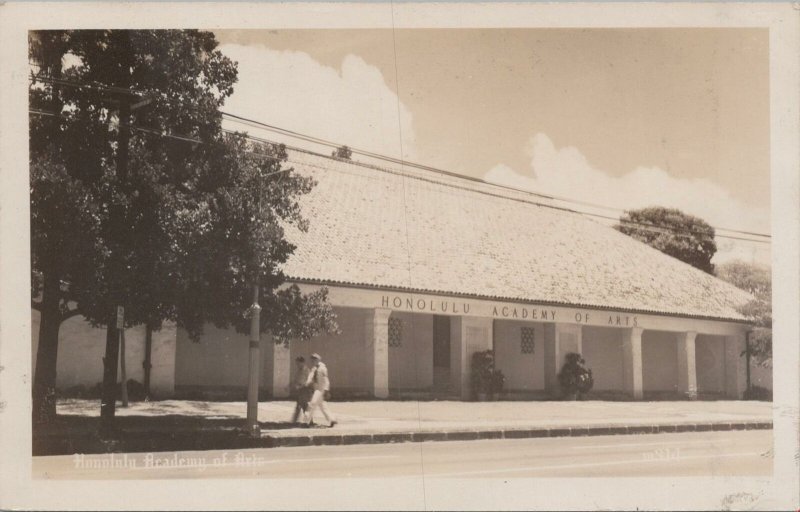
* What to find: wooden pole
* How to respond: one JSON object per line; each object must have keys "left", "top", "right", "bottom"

{"left": 100, "top": 88, "right": 132, "bottom": 433}
{"left": 143, "top": 325, "right": 153, "bottom": 400}
{"left": 119, "top": 327, "right": 129, "bottom": 407}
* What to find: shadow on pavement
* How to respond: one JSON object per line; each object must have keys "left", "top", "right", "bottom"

{"left": 33, "top": 414, "right": 301, "bottom": 456}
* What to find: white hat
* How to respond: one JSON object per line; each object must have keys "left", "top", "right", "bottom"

{"left": 310, "top": 353, "right": 321, "bottom": 360}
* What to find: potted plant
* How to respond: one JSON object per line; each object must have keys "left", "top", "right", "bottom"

{"left": 470, "top": 350, "right": 495, "bottom": 401}
{"left": 557, "top": 352, "right": 594, "bottom": 400}
{"left": 490, "top": 369, "right": 505, "bottom": 401}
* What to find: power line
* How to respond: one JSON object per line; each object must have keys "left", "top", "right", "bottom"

{"left": 28, "top": 106, "right": 771, "bottom": 245}
{"left": 219, "top": 112, "right": 771, "bottom": 239}
{"left": 219, "top": 126, "right": 771, "bottom": 245}
{"left": 29, "top": 72, "right": 772, "bottom": 240}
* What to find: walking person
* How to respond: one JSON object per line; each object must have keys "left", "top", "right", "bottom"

{"left": 290, "top": 356, "right": 312, "bottom": 425}
{"left": 305, "top": 353, "right": 337, "bottom": 427}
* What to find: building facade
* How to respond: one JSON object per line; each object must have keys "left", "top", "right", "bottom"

{"left": 31, "top": 149, "right": 772, "bottom": 401}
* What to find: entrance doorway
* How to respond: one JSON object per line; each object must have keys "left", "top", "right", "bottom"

{"left": 433, "top": 315, "right": 451, "bottom": 395}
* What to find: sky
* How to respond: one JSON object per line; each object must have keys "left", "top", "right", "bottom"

{"left": 214, "top": 29, "right": 771, "bottom": 266}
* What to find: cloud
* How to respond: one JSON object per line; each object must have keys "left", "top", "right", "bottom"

{"left": 218, "top": 43, "right": 416, "bottom": 161}
{"left": 485, "top": 133, "right": 771, "bottom": 266}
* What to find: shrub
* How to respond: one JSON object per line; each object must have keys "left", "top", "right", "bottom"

{"left": 470, "top": 350, "right": 495, "bottom": 399}
{"left": 743, "top": 385, "right": 772, "bottom": 401}
{"left": 491, "top": 369, "right": 505, "bottom": 396}
{"left": 558, "top": 352, "right": 594, "bottom": 400}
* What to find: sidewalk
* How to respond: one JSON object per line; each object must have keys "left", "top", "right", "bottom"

{"left": 256, "top": 399, "right": 773, "bottom": 447}
{"left": 33, "top": 399, "right": 773, "bottom": 455}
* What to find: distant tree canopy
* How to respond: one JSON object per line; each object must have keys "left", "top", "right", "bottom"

{"left": 716, "top": 260, "right": 772, "bottom": 366}
{"left": 615, "top": 207, "right": 717, "bottom": 274}
{"left": 332, "top": 145, "right": 352, "bottom": 160}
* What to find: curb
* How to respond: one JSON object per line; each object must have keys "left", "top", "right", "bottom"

{"left": 33, "top": 420, "right": 773, "bottom": 456}
{"left": 263, "top": 421, "right": 773, "bottom": 448}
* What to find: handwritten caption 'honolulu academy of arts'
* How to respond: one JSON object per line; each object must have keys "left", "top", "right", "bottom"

{"left": 380, "top": 295, "right": 638, "bottom": 327}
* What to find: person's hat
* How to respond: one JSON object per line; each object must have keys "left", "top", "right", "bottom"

{"left": 310, "top": 353, "right": 321, "bottom": 360}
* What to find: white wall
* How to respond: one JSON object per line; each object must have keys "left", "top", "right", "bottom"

{"left": 387, "top": 312, "right": 433, "bottom": 391}
{"left": 696, "top": 334, "right": 725, "bottom": 394}
{"left": 288, "top": 307, "right": 369, "bottom": 393}
{"left": 175, "top": 323, "right": 263, "bottom": 390}
{"left": 642, "top": 330, "right": 679, "bottom": 392}
{"left": 174, "top": 307, "right": 372, "bottom": 396}
{"left": 582, "top": 326, "right": 624, "bottom": 391}
{"left": 32, "top": 311, "right": 176, "bottom": 396}
{"left": 493, "top": 320, "right": 545, "bottom": 391}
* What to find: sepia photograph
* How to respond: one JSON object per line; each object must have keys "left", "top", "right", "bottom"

{"left": 1, "top": 2, "right": 798, "bottom": 510}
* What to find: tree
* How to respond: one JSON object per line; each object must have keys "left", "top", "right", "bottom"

{"left": 30, "top": 31, "right": 105, "bottom": 423}
{"left": 29, "top": 30, "right": 337, "bottom": 430}
{"left": 170, "top": 136, "right": 340, "bottom": 344}
{"left": 615, "top": 207, "right": 717, "bottom": 274}
{"left": 331, "top": 145, "right": 352, "bottom": 160}
{"left": 716, "top": 260, "right": 772, "bottom": 366}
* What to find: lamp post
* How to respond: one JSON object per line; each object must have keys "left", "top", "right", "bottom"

{"left": 245, "top": 284, "right": 262, "bottom": 437}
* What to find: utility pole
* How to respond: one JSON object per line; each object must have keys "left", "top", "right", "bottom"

{"left": 119, "top": 326, "right": 129, "bottom": 407}
{"left": 100, "top": 93, "right": 131, "bottom": 434}
{"left": 98, "top": 66, "right": 153, "bottom": 432}
{"left": 143, "top": 324, "right": 153, "bottom": 400}
{"left": 245, "top": 284, "right": 262, "bottom": 437}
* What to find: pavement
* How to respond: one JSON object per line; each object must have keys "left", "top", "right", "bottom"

{"left": 34, "top": 398, "right": 773, "bottom": 455}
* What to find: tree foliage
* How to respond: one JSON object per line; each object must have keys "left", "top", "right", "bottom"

{"left": 29, "top": 30, "right": 338, "bottom": 425}
{"left": 716, "top": 260, "right": 772, "bottom": 366}
{"left": 615, "top": 207, "right": 717, "bottom": 274}
{"left": 331, "top": 145, "right": 352, "bottom": 160}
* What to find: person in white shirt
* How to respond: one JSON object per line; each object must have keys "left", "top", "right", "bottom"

{"left": 305, "top": 353, "right": 337, "bottom": 427}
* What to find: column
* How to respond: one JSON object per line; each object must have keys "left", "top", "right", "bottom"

{"left": 271, "top": 341, "right": 291, "bottom": 399}
{"left": 365, "top": 308, "right": 391, "bottom": 399}
{"left": 544, "top": 323, "right": 583, "bottom": 396}
{"left": 450, "top": 316, "right": 493, "bottom": 400}
{"left": 622, "top": 327, "right": 643, "bottom": 400}
{"left": 677, "top": 331, "right": 698, "bottom": 400}
{"left": 724, "top": 332, "right": 747, "bottom": 399}
{"left": 543, "top": 324, "right": 557, "bottom": 393}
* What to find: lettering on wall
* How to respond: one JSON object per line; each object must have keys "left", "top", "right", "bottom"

{"left": 379, "top": 295, "right": 639, "bottom": 328}
{"left": 381, "top": 295, "right": 471, "bottom": 314}
{"left": 606, "top": 314, "right": 639, "bottom": 327}
{"left": 492, "top": 305, "right": 557, "bottom": 321}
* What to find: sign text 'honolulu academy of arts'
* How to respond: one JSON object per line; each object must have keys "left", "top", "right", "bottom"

{"left": 380, "top": 295, "right": 639, "bottom": 327}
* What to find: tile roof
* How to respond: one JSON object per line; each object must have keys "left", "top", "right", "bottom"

{"left": 280, "top": 149, "right": 752, "bottom": 322}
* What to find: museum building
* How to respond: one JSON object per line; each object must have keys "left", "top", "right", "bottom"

{"left": 31, "top": 148, "right": 767, "bottom": 401}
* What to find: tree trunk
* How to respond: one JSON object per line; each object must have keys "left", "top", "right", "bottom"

{"left": 32, "top": 273, "right": 61, "bottom": 425}
{"left": 31, "top": 34, "right": 67, "bottom": 427}
{"left": 100, "top": 312, "right": 121, "bottom": 435}
{"left": 143, "top": 325, "right": 152, "bottom": 399}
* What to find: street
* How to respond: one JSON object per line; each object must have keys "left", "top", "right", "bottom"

{"left": 33, "top": 429, "right": 772, "bottom": 479}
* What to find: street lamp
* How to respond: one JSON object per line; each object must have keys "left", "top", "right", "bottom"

{"left": 245, "top": 285, "right": 262, "bottom": 437}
